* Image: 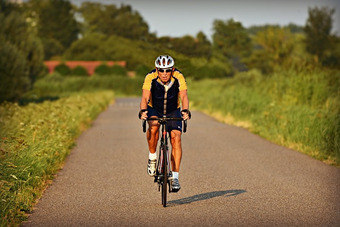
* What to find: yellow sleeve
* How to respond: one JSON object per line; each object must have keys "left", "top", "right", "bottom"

{"left": 142, "top": 72, "right": 156, "bottom": 90}
{"left": 174, "top": 71, "right": 187, "bottom": 91}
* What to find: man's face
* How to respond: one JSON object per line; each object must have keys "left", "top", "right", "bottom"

{"left": 157, "top": 68, "right": 173, "bottom": 83}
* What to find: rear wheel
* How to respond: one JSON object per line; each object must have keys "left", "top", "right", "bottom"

{"left": 161, "top": 145, "right": 168, "bottom": 207}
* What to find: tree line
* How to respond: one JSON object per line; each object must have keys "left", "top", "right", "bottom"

{"left": 1, "top": 0, "right": 339, "bottom": 102}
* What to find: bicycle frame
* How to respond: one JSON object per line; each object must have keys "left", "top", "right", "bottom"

{"left": 142, "top": 117, "right": 187, "bottom": 207}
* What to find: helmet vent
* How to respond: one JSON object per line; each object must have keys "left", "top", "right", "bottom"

{"left": 155, "top": 55, "right": 175, "bottom": 68}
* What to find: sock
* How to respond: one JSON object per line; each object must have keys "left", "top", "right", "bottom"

{"left": 149, "top": 152, "right": 157, "bottom": 160}
{"left": 172, "top": 172, "right": 179, "bottom": 179}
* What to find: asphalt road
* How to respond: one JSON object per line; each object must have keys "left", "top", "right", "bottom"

{"left": 23, "top": 97, "right": 340, "bottom": 226}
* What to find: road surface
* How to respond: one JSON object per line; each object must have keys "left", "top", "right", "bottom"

{"left": 23, "top": 98, "right": 340, "bottom": 226}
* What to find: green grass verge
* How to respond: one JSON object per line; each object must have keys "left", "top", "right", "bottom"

{"left": 189, "top": 68, "right": 340, "bottom": 165}
{"left": 0, "top": 91, "right": 114, "bottom": 226}
{"left": 24, "top": 73, "right": 144, "bottom": 99}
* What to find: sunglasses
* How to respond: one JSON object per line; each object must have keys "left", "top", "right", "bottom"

{"left": 158, "top": 68, "right": 172, "bottom": 73}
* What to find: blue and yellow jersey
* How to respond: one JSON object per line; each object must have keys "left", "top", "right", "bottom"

{"left": 142, "top": 68, "right": 187, "bottom": 115}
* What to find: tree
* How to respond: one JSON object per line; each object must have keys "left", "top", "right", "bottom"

{"left": 163, "top": 32, "right": 212, "bottom": 58}
{"left": 212, "top": 19, "right": 252, "bottom": 71}
{"left": 254, "top": 27, "right": 294, "bottom": 65}
{"left": 0, "top": 1, "right": 44, "bottom": 102}
{"left": 213, "top": 19, "right": 252, "bottom": 58}
{"left": 170, "top": 35, "right": 197, "bottom": 57}
{"left": 196, "top": 31, "right": 212, "bottom": 58}
{"left": 304, "top": 6, "right": 335, "bottom": 61}
{"left": 63, "top": 33, "right": 157, "bottom": 70}
{"left": 79, "top": 2, "right": 150, "bottom": 41}
{"left": 27, "top": 0, "right": 79, "bottom": 59}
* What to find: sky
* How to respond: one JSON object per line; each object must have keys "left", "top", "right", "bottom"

{"left": 70, "top": 0, "right": 340, "bottom": 39}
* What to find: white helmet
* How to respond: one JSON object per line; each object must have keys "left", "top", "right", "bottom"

{"left": 155, "top": 55, "right": 175, "bottom": 69}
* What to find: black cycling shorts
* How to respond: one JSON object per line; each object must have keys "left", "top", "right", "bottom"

{"left": 147, "top": 106, "right": 182, "bottom": 132}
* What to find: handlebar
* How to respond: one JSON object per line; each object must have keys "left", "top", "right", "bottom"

{"left": 142, "top": 117, "right": 188, "bottom": 133}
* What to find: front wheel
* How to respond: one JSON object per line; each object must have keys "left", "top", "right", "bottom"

{"left": 161, "top": 145, "right": 168, "bottom": 207}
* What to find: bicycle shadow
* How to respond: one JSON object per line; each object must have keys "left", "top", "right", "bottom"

{"left": 168, "top": 189, "right": 246, "bottom": 206}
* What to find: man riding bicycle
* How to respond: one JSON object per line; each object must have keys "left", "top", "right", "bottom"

{"left": 139, "top": 55, "right": 190, "bottom": 192}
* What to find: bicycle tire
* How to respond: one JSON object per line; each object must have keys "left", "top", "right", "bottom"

{"left": 161, "top": 144, "right": 168, "bottom": 207}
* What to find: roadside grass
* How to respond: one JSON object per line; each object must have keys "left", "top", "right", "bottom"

{"left": 0, "top": 91, "right": 114, "bottom": 226}
{"left": 189, "top": 68, "right": 340, "bottom": 166}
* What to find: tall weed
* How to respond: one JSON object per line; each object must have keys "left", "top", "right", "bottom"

{"left": 0, "top": 91, "right": 114, "bottom": 226}
{"left": 189, "top": 68, "right": 340, "bottom": 165}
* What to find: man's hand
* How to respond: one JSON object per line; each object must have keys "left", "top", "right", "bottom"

{"left": 138, "top": 109, "right": 148, "bottom": 120}
{"left": 181, "top": 109, "right": 191, "bottom": 120}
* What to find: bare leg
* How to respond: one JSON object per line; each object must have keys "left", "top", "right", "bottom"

{"left": 147, "top": 119, "right": 160, "bottom": 155}
{"left": 170, "top": 130, "right": 182, "bottom": 172}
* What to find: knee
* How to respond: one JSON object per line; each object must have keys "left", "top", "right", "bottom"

{"left": 171, "top": 131, "right": 182, "bottom": 144}
{"left": 148, "top": 123, "right": 159, "bottom": 135}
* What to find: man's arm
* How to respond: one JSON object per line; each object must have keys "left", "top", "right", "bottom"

{"left": 139, "top": 89, "right": 150, "bottom": 119}
{"left": 179, "top": 90, "right": 190, "bottom": 120}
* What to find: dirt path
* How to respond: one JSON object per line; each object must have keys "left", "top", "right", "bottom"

{"left": 23, "top": 97, "right": 340, "bottom": 226}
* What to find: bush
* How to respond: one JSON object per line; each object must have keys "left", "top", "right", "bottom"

{"left": 54, "top": 63, "right": 71, "bottom": 76}
{"left": 135, "top": 64, "right": 150, "bottom": 77}
{"left": 94, "top": 64, "right": 112, "bottom": 76}
{"left": 111, "top": 65, "right": 127, "bottom": 76}
{"left": 70, "top": 66, "right": 88, "bottom": 76}
{"left": 191, "top": 65, "right": 230, "bottom": 80}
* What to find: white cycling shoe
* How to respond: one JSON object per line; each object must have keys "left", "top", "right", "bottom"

{"left": 171, "top": 178, "right": 181, "bottom": 192}
{"left": 147, "top": 159, "right": 157, "bottom": 177}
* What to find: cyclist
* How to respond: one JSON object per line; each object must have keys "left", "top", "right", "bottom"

{"left": 139, "top": 55, "right": 190, "bottom": 192}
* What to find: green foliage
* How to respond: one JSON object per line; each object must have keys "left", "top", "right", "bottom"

{"left": 286, "top": 23, "right": 304, "bottom": 33}
{"left": 63, "top": 33, "right": 157, "bottom": 70}
{"left": 247, "top": 24, "right": 304, "bottom": 35}
{"left": 246, "top": 27, "right": 295, "bottom": 73}
{"left": 190, "top": 68, "right": 340, "bottom": 165}
{"left": 28, "top": 74, "right": 144, "bottom": 97}
{"left": 160, "top": 51, "right": 233, "bottom": 80}
{"left": 79, "top": 2, "right": 150, "bottom": 40}
{"left": 0, "top": 91, "right": 114, "bottom": 226}
{"left": 196, "top": 31, "right": 212, "bottom": 58}
{"left": 54, "top": 63, "right": 71, "bottom": 76}
{"left": 255, "top": 27, "right": 294, "bottom": 64}
{"left": 40, "top": 37, "right": 64, "bottom": 60}
{"left": 304, "top": 6, "right": 335, "bottom": 61}
{"left": 70, "top": 66, "right": 88, "bottom": 76}
{"left": 213, "top": 19, "right": 252, "bottom": 61}
{"left": 111, "top": 65, "right": 127, "bottom": 76}
{"left": 93, "top": 64, "right": 127, "bottom": 76}
{"left": 0, "top": 2, "right": 44, "bottom": 102}
{"left": 165, "top": 32, "right": 212, "bottom": 58}
{"left": 191, "top": 65, "right": 231, "bottom": 80}
{"left": 135, "top": 64, "right": 150, "bottom": 77}
{"left": 63, "top": 32, "right": 107, "bottom": 60}
{"left": 27, "top": 0, "right": 80, "bottom": 59}
{"left": 0, "top": 39, "right": 30, "bottom": 102}
{"left": 95, "top": 64, "right": 113, "bottom": 76}
{"left": 322, "top": 37, "right": 340, "bottom": 67}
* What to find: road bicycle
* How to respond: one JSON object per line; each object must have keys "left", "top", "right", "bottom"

{"left": 142, "top": 117, "right": 187, "bottom": 207}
